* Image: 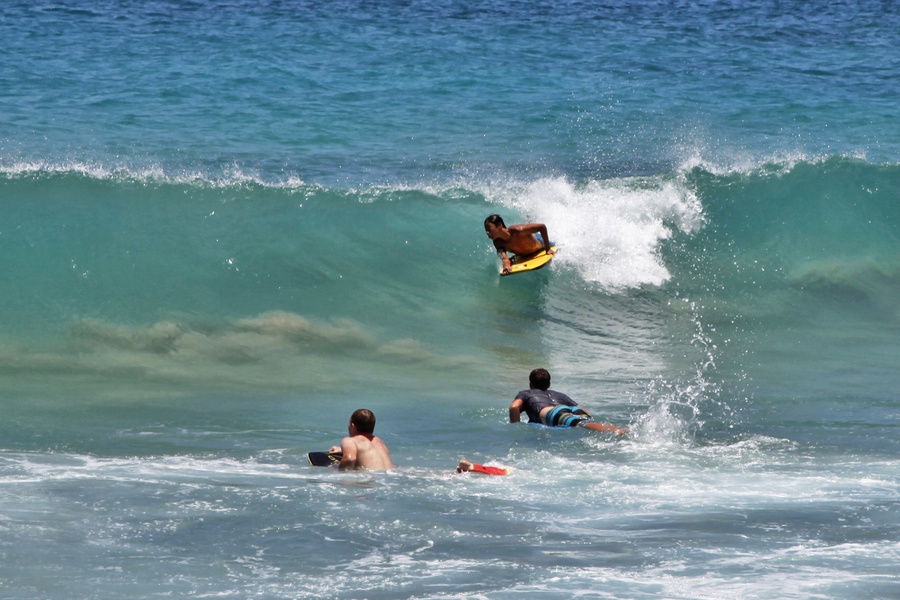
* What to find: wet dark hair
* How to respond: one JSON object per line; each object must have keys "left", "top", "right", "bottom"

{"left": 351, "top": 408, "right": 376, "bottom": 434}
{"left": 529, "top": 368, "right": 551, "bottom": 391}
{"left": 484, "top": 214, "right": 505, "bottom": 230}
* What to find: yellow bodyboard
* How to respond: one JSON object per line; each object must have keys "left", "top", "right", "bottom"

{"left": 501, "top": 246, "right": 557, "bottom": 277}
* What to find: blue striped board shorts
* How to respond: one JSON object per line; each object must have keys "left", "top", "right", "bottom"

{"left": 542, "top": 406, "right": 590, "bottom": 428}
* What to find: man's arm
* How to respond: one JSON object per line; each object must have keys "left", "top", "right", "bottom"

{"left": 510, "top": 223, "right": 554, "bottom": 254}
{"left": 497, "top": 249, "right": 512, "bottom": 275}
{"left": 509, "top": 398, "right": 524, "bottom": 423}
{"left": 535, "top": 223, "right": 552, "bottom": 253}
{"left": 337, "top": 437, "right": 358, "bottom": 470}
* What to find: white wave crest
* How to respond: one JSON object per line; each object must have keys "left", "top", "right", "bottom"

{"left": 0, "top": 159, "right": 307, "bottom": 189}
{"left": 492, "top": 175, "right": 705, "bottom": 290}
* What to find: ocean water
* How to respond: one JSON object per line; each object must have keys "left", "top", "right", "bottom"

{"left": 1, "top": 1, "right": 899, "bottom": 598}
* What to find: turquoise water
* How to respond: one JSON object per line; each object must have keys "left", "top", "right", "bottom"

{"left": 2, "top": 1, "right": 899, "bottom": 598}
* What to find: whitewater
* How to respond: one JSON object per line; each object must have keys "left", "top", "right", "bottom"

{"left": 2, "top": 1, "right": 899, "bottom": 599}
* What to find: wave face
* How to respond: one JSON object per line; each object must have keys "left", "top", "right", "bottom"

{"left": 2, "top": 157, "right": 897, "bottom": 407}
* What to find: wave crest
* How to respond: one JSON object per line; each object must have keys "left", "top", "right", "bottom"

{"left": 491, "top": 175, "right": 704, "bottom": 290}
{"left": 0, "top": 159, "right": 308, "bottom": 189}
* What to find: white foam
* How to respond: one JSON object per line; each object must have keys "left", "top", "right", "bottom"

{"left": 0, "top": 159, "right": 307, "bottom": 189}
{"left": 489, "top": 175, "right": 704, "bottom": 290}
{"left": 675, "top": 147, "right": 871, "bottom": 178}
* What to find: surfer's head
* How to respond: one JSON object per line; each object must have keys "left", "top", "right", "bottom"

{"left": 529, "top": 368, "right": 551, "bottom": 391}
{"left": 483, "top": 214, "right": 507, "bottom": 238}
{"left": 484, "top": 214, "right": 508, "bottom": 241}
{"left": 350, "top": 408, "right": 376, "bottom": 435}
{"left": 484, "top": 214, "right": 505, "bottom": 230}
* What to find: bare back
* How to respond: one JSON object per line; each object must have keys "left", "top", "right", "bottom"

{"left": 492, "top": 223, "right": 550, "bottom": 256}
{"left": 339, "top": 434, "right": 393, "bottom": 470}
{"left": 501, "top": 229, "right": 543, "bottom": 255}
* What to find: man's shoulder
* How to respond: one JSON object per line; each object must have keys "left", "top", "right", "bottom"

{"left": 509, "top": 222, "right": 541, "bottom": 234}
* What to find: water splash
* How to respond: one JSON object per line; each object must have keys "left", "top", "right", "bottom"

{"left": 631, "top": 298, "right": 735, "bottom": 446}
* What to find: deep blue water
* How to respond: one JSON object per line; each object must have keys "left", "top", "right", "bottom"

{"left": 1, "top": 1, "right": 898, "bottom": 598}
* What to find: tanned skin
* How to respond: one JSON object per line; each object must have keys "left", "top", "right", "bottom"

{"left": 484, "top": 215, "right": 556, "bottom": 275}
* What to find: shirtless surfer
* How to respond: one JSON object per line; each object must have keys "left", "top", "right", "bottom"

{"left": 329, "top": 408, "right": 393, "bottom": 470}
{"left": 509, "top": 369, "right": 628, "bottom": 436}
{"left": 484, "top": 214, "right": 556, "bottom": 276}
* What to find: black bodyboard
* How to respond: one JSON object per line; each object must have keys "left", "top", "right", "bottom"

{"left": 308, "top": 451, "right": 342, "bottom": 467}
